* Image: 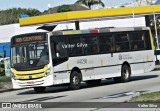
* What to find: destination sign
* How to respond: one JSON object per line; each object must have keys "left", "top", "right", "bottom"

{"left": 12, "top": 34, "right": 47, "bottom": 45}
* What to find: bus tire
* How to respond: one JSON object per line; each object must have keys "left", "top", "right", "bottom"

{"left": 69, "top": 71, "right": 81, "bottom": 90}
{"left": 114, "top": 65, "right": 131, "bottom": 83}
{"left": 86, "top": 79, "right": 101, "bottom": 86}
{"left": 34, "top": 87, "right": 46, "bottom": 93}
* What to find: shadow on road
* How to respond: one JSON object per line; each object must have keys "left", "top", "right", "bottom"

{"left": 130, "top": 75, "right": 158, "bottom": 81}
{"left": 17, "top": 86, "right": 70, "bottom": 95}
{"left": 17, "top": 95, "right": 67, "bottom": 103}
{"left": 17, "top": 75, "right": 158, "bottom": 95}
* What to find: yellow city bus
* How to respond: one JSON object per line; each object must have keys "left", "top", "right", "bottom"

{"left": 10, "top": 27, "right": 155, "bottom": 93}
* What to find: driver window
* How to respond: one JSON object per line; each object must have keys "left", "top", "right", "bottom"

{"left": 56, "top": 42, "right": 67, "bottom": 57}
{"left": 51, "top": 36, "right": 68, "bottom": 58}
{"left": 50, "top": 36, "right": 69, "bottom": 66}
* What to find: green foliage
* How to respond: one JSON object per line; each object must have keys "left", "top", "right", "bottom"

{"left": 75, "top": 0, "right": 105, "bottom": 9}
{"left": 0, "top": 76, "right": 11, "bottom": 82}
{"left": 0, "top": 8, "right": 42, "bottom": 25}
{"left": 57, "top": 5, "right": 72, "bottom": 13}
{"left": 129, "top": 92, "right": 160, "bottom": 102}
{"left": 145, "top": 15, "right": 160, "bottom": 30}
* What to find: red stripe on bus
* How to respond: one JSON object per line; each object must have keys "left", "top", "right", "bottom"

{"left": 90, "top": 29, "right": 98, "bottom": 33}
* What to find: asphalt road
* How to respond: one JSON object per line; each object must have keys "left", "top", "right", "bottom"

{"left": 0, "top": 70, "right": 160, "bottom": 111}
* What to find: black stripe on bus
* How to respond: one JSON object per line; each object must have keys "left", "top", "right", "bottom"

{"left": 130, "top": 61, "right": 153, "bottom": 65}
{"left": 54, "top": 61, "right": 153, "bottom": 73}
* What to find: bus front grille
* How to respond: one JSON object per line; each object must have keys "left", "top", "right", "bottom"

{"left": 16, "top": 71, "right": 45, "bottom": 80}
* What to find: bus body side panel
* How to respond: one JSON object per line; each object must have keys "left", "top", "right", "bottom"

{"left": 143, "top": 50, "right": 155, "bottom": 73}
{"left": 93, "top": 53, "right": 121, "bottom": 79}
{"left": 129, "top": 51, "right": 145, "bottom": 75}
{"left": 130, "top": 50, "right": 154, "bottom": 75}
{"left": 53, "top": 56, "right": 94, "bottom": 84}
{"left": 53, "top": 50, "right": 155, "bottom": 84}
{"left": 53, "top": 64, "right": 69, "bottom": 85}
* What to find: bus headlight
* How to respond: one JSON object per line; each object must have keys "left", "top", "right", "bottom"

{"left": 11, "top": 71, "right": 16, "bottom": 80}
{"left": 45, "top": 68, "right": 51, "bottom": 77}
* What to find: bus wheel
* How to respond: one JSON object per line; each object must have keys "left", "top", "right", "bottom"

{"left": 34, "top": 87, "right": 46, "bottom": 93}
{"left": 114, "top": 65, "right": 131, "bottom": 83}
{"left": 69, "top": 71, "right": 81, "bottom": 90}
{"left": 86, "top": 79, "right": 101, "bottom": 86}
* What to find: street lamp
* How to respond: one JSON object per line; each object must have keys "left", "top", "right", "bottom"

{"left": 48, "top": 4, "right": 51, "bottom": 14}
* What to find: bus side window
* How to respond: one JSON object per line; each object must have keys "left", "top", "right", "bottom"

{"left": 145, "top": 31, "right": 152, "bottom": 50}
{"left": 50, "top": 42, "right": 56, "bottom": 58}
{"left": 92, "top": 45, "right": 98, "bottom": 54}
{"left": 50, "top": 36, "right": 69, "bottom": 66}
{"left": 114, "top": 33, "right": 130, "bottom": 51}
{"left": 82, "top": 36, "right": 98, "bottom": 55}
{"left": 133, "top": 44, "right": 138, "bottom": 50}
{"left": 130, "top": 32, "right": 145, "bottom": 50}
{"left": 98, "top": 34, "right": 114, "bottom": 53}
{"left": 115, "top": 44, "right": 120, "bottom": 51}
{"left": 51, "top": 36, "right": 69, "bottom": 58}
{"left": 55, "top": 42, "right": 62, "bottom": 57}
{"left": 69, "top": 36, "right": 82, "bottom": 56}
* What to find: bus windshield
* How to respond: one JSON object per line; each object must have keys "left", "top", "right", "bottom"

{"left": 11, "top": 43, "right": 49, "bottom": 70}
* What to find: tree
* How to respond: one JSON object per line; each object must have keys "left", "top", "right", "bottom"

{"left": 0, "top": 8, "right": 42, "bottom": 25}
{"left": 57, "top": 5, "right": 72, "bottom": 13}
{"left": 145, "top": 15, "right": 160, "bottom": 49}
{"left": 75, "top": 0, "right": 105, "bottom": 9}
{"left": 147, "top": 15, "right": 160, "bottom": 30}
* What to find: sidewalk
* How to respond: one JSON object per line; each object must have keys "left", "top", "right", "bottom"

{"left": 155, "top": 64, "right": 160, "bottom": 69}
{"left": 0, "top": 82, "right": 12, "bottom": 92}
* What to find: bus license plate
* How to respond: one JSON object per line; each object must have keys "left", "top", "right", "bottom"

{"left": 27, "top": 81, "right": 34, "bottom": 85}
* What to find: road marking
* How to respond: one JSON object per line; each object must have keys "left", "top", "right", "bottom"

{"left": 94, "top": 90, "right": 148, "bottom": 99}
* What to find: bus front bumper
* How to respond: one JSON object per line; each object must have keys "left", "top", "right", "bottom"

{"left": 11, "top": 75, "right": 53, "bottom": 89}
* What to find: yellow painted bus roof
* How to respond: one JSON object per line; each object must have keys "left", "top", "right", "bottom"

{"left": 19, "top": 5, "right": 160, "bottom": 27}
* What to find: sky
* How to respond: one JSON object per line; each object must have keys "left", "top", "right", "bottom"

{"left": 0, "top": 0, "right": 135, "bottom": 12}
